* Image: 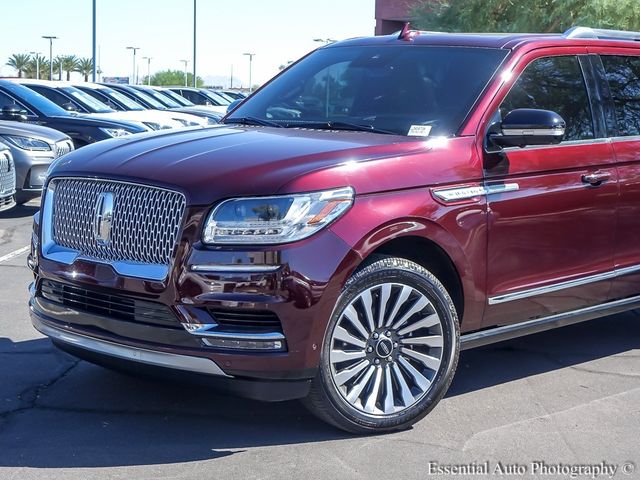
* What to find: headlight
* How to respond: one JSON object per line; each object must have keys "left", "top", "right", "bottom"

{"left": 203, "top": 187, "right": 354, "bottom": 245}
{"left": 99, "top": 127, "right": 132, "bottom": 138}
{"left": 3, "top": 135, "right": 52, "bottom": 151}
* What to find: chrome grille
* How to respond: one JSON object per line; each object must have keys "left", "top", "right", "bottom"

{"left": 0, "top": 152, "right": 15, "bottom": 196}
{"left": 54, "top": 140, "right": 73, "bottom": 158}
{"left": 51, "top": 178, "right": 186, "bottom": 266}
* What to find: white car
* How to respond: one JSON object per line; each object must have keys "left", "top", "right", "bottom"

{"left": 16, "top": 80, "right": 208, "bottom": 130}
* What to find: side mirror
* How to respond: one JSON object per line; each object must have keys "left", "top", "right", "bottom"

{"left": 226, "top": 98, "right": 243, "bottom": 113}
{"left": 62, "top": 102, "right": 78, "bottom": 112}
{"left": 490, "top": 108, "right": 565, "bottom": 148}
{"left": 0, "top": 104, "right": 27, "bottom": 121}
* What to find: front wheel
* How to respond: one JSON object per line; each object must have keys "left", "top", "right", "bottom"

{"left": 304, "top": 256, "right": 460, "bottom": 433}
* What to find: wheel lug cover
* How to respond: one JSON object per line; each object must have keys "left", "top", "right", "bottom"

{"left": 367, "top": 346, "right": 373, "bottom": 353}
{"left": 374, "top": 358, "right": 380, "bottom": 365}
{"left": 372, "top": 332, "right": 379, "bottom": 339}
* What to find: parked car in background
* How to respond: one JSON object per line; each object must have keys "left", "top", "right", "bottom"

{"left": 168, "top": 87, "right": 230, "bottom": 111}
{"left": 208, "top": 90, "right": 235, "bottom": 103}
{"left": 16, "top": 80, "right": 205, "bottom": 130}
{"left": 0, "top": 80, "right": 148, "bottom": 148}
{"left": 130, "top": 85, "right": 223, "bottom": 122}
{"left": 0, "top": 120, "right": 73, "bottom": 204}
{"left": 101, "top": 83, "right": 218, "bottom": 124}
{"left": 0, "top": 142, "right": 15, "bottom": 212}
{"left": 74, "top": 83, "right": 222, "bottom": 125}
{"left": 222, "top": 90, "right": 248, "bottom": 100}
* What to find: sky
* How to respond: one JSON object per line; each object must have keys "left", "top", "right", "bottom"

{"left": 0, "top": 0, "right": 376, "bottom": 87}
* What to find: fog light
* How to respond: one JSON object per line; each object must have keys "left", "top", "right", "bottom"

{"left": 181, "top": 323, "right": 287, "bottom": 351}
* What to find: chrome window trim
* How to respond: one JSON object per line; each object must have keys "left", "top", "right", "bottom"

{"left": 488, "top": 264, "right": 640, "bottom": 305}
{"left": 40, "top": 177, "right": 186, "bottom": 281}
{"left": 501, "top": 137, "right": 610, "bottom": 152}
{"left": 31, "top": 312, "right": 231, "bottom": 377}
{"left": 610, "top": 135, "right": 640, "bottom": 143}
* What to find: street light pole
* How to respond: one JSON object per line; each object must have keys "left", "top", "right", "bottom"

{"left": 92, "top": 0, "right": 97, "bottom": 82}
{"left": 243, "top": 53, "right": 255, "bottom": 92}
{"left": 42, "top": 36, "right": 58, "bottom": 80}
{"left": 142, "top": 56, "right": 152, "bottom": 85}
{"left": 180, "top": 59, "right": 188, "bottom": 87}
{"left": 192, "top": 0, "right": 197, "bottom": 87}
{"left": 29, "top": 52, "right": 41, "bottom": 80}
{"left": 126, "top": 46, "right": 140, "bottom": 84}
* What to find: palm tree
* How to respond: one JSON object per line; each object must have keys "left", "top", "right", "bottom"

{"left": 24, "top": 54, "right": 48, "bottom": 79}
{"left": 6, "top": 53, "right": 31, "bottom": 78}
{"left": 61, "top": 55, "right": 78, "bottom": 81}
{"left": 75, "top": 58, "right": 94, "bottom": 82}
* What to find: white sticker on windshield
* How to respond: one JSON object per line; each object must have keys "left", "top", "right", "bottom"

{"left": 407, "top": 125, "right": 432, "bottom": 137}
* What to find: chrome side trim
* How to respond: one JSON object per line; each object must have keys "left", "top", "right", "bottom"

{"left": 433, "top": 183, "right": 519, "bottom": 202}
{"left": 488, "top": 264, "right": 640, "bottom": 305}
{"left": 32, "top": 313, "right": 231, "bottom": 377}
{"left": 462, "top": 294, "right": 640, "bottom": 350}
{"left": 190, "top": 264, "right": 281, "bottom": 273}
{"left": 502, "top": 137, "right": 610, "bottom": 152}
{"left": 182, "top": 323, "right": 285, "bottom": 341}
{"left": 502, "top": 128, "right": 564, "bottom": 137}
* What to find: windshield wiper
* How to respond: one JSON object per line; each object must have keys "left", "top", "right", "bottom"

{"left": 224, "top": 116, "right": 283, "bottom": 128}
{"left": 285, "top": 121, "right": 397, "bottom": 135}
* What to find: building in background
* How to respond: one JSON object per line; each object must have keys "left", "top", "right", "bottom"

{"left": 375, "top": 0, "right": 416, "bottom": 35}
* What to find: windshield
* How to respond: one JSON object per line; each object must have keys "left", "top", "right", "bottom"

{"left": 162, "top": 89, "right": 194, "bottom": 106}
{"left": 131, "top": 89, "right": 166, "bottom": 109}
{"left": 227, "top": 45, "right": 507, "bottom": 136}
{"left": 206, "top": 91, "right": 231, "bottom": 105}
{"left": 3, "top": 82, "right": 68, "bottom": 116}
{"left": 142, "top": 88, "right": 181, "bottom": 108}
{"left": 102, "top": 87, "right": 145, "bottom": 110}
{"left": 62, "top": 86, "right": 114, "bottom": 113}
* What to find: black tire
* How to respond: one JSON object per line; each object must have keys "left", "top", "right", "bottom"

{"left": 303, "top": 256, "right": 460, "bottom": 434}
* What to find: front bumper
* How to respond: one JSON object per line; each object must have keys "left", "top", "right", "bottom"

{"left": 30, "top": 225, "right": 360, "bottom": 400}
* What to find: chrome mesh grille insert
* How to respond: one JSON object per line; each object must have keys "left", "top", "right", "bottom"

{"left": 0, "top": 152, "right": 15, "bottom": 197}
{"left": 54, "top": 140, "right": 73, "bottom": 158}
{"left": 51, "top": 178, "right": 186, "bottom": 266}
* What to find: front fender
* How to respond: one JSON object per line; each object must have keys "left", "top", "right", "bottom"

{"left": 329, "top": 188, "right": 488, "bottom": 331}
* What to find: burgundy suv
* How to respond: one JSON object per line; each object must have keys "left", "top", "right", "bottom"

{"left": 28, "top": 26, "right": 640, "bottom": 433}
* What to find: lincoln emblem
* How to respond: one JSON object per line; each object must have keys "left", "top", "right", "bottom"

{"left": 93, "top": 192, "right": 114, "bottom": 245}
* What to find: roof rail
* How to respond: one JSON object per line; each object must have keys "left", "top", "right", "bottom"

{"left": 564, "top": 26, "right": 640, "bottom": 42}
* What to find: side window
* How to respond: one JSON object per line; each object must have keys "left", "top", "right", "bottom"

{"left": 500, "top": 56, "right": 594, "bottom": 141}
{"left": 29, "top": 86, "right": 79, "bottom": 111}
{"left": 0, "top": 90, "right": 34, "bottom": 115}
{"left": 600, "top": 55, "right": 640, "bottom": 136}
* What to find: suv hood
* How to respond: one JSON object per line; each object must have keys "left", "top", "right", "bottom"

{"left": 0, "top": 120, "right": 71, "bottom": 142}
{"left": 49, "top": 125, "right": 426, "bottom": 205}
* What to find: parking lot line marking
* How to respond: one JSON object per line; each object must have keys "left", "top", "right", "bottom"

{"left": 0, "top": 246, "right": 30, "bottom": 264}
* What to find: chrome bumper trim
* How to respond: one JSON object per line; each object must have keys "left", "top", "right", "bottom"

{"left": 32, "top": 310, "right": 231, "bottom": 377}
{"left": 190, "top": 264, "right": 281, "bottom": 273}
{"left": 182, "top": 322, "right": 285, "bottom": 341}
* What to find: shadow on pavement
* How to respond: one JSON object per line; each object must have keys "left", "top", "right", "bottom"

{"left": 0, "top": 312, "right": 637, "bottom": 468}
{"left": 0, "top": 202, "right": 39, "bottom": 220}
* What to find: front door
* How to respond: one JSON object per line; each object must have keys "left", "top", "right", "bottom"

{"left": 483, "top": 54, "right": 618, "bottom": 327}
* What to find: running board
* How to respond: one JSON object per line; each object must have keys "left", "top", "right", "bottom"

{"left": 460, "top": 295, "right": 640, "bottom": 350}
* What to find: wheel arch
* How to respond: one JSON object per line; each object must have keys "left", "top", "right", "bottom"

{"left": 336, "top": 218, "right": 485, "bottom": 330}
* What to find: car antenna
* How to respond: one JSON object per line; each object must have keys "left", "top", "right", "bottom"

{"left": 398, "top": 22, "right": 418, "bottom": 41}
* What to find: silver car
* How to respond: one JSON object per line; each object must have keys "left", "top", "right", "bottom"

{"left": 0, "top": 121, "right": 73, "bottom": 204}
{"left": 0, "top": 142, "right": 15, "bottom": 212}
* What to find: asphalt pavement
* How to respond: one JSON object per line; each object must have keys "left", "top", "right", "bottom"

{"left": 0, "top": 201, "right": 638, "bottom": 480}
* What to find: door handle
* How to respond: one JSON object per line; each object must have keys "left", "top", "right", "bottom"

{"left": 582, "top": 171, "right": 611, "bottom": 186}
